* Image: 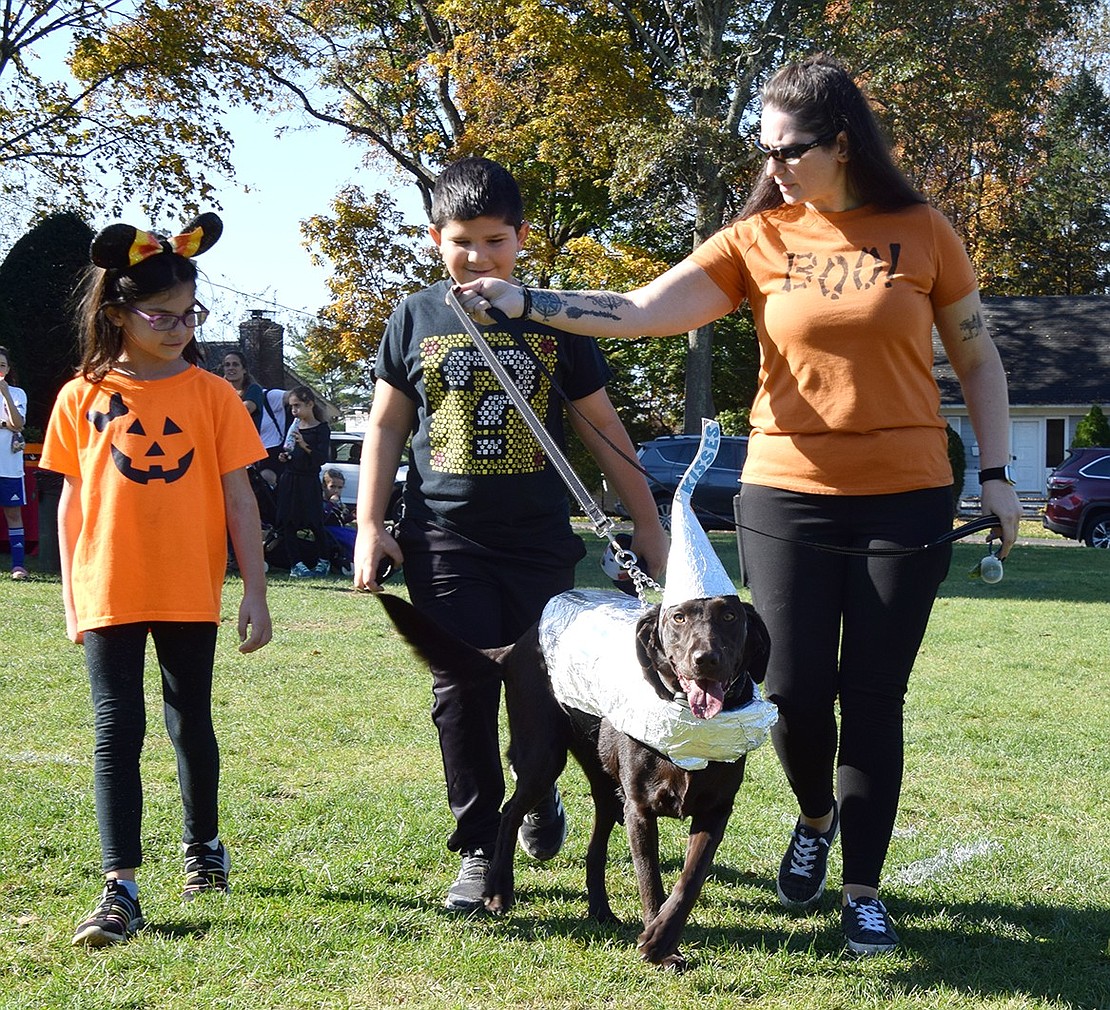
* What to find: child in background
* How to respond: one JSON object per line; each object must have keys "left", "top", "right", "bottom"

{"left": 353, "top": 157, "right": 668, "bottom": 911}
{"left": 0, "top": 346, "right": 28, "bottom": 579}
{"left": 40, "top": 213, "right": 272, "bottom": 947}
{"left": 276, "top": 385, "right": 331, "bottom": 578}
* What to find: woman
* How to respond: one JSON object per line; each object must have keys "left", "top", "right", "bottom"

{"left": 221, "top": 350, "right": 264, "bottom": 432}
{"left": 458, "top": 54, "right": 1022, "bottom": 955}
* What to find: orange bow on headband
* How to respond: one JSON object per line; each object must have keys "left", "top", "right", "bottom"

{"left": 90, "top": 213, "right": 223, "bottom": 270}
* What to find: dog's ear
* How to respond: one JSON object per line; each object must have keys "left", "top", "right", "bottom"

{"left": 740, "top": 603, "right": 771, "bottom": 684}
{"left": 634, "top": 604, "right": 674, "bottom": 702}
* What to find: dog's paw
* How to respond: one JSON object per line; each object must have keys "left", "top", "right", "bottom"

{"left": 654, "top": 950, "right": 689, "bottom": 973}
{"left": 636, "top": 919, "right": 685, "bottom": 968}
{"left": 588, "top": 902, "right": 621, "bottom": 926}
{"left": 484, "top": 892, "right": 512, "bottom": 916}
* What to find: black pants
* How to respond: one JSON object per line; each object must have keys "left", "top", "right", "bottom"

{"left": 83, "top": 622, "right": 220, "bottom": 872}
{"left": 738, "top": 484, "right": 953, "bottom": 889}
{"left": 397, "top": 521, "right": 584, "bottom": 852}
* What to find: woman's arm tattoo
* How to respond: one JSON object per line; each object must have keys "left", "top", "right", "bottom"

{"left": 533, "top": 290, "right": 624, "bottom": 322}
{"left": 958, "top": 310, "right": 984, "bottom": 342}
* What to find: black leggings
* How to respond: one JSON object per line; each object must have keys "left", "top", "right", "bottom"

{"left": 83, "top": 622, "right": 220, "bottom": 872}
{"left": 397, "top": 521, "right": 584, "bottom": 853}
{"left": 738, "top": 484, "right": 953, "bottom": 889}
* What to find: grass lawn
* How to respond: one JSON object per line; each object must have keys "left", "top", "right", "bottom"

{"left": 1, "top": 535, "right": 1107, "bottom": 1010}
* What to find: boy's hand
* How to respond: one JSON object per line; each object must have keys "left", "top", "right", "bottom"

{"left": 353, "top": 525, "right": 403, "bottom": 593}
{"left": 237, "top": 591, "right": 273, "bottom": 653}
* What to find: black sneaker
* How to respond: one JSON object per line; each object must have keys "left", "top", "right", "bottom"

{"left": 71, "top": 880, "right": 145, "bottom": 947}
{"left": 444, "top": 848, "right": 490, "bottom": 912}
{"left": 517, "top": 784, "right": 567, "bottom": 861}
{"left": 182, "top": 841, "right": 230, "bottom": 901}
{"left": 842, "top": 896, "right": 900, "bottom": 954}
{"left": 776, "top": 801, "right": 839, "bottom": 911}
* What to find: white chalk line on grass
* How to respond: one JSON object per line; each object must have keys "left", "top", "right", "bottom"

{"left": 889, "top": 838, "right": 1000, "bottom": 886}
{"left": 2, "top": 751, "right": 82, "bottom": 767}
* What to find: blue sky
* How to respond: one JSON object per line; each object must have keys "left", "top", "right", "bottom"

{"left": 185, "top": 104, "right": 427, "bottom": 343}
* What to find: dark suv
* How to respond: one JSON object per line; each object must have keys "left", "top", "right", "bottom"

{"left": 1043, "top": 447, "right": 1110, "bottom": 548}
{"left": 616, "top": 434, "right": 748, "bottom": 531}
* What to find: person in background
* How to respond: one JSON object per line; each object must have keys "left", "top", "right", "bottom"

{"left": 276, "top": 385, "right": 330, "bottom": 578}
{"left": 353, "top": 157, "right": 669, "bottom": 913}
{"left": 455, "top": 56, "right": 1022, "bottom": 954}
{"left": 40, "top": 213, "right": 271, "bottom": 947}
{"left": 0, "top": 345, "right": 29, "bottom": 580}
{"left": 256, "top": 386, "right": 290, "bottom": 488}
{"left": 221, "top": 350, "right": 264, "bottom": 431}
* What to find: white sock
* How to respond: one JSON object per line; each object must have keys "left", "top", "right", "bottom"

{"left": 183, "top": 836, "right": 221, "bottom": 852}
{"left": 113, "top": 878, "right": 139, "bottom": 899}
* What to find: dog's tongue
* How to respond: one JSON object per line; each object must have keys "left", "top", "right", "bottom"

{"left": 685, "top": 679, "right": 725, "bottom": 720}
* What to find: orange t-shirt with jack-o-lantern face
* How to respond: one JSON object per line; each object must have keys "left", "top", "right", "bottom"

{"left": 42, "top": 366, "right": 265, "bottom": 632}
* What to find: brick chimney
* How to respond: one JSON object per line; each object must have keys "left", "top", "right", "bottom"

{"left": 239, "top": 310, "right": 285, "bottom": 389}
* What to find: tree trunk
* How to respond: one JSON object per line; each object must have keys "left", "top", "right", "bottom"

{"left": 684, "top": 322, "right": 716, "bottom": 432}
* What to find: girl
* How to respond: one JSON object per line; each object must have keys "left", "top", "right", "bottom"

{"left": 276, "top": 385, "right": 330, "bottom": 577}
{"left": 458, "top": 55, "right": 1022, "bottom": 954}
{"left": 221, "top": 349, "right": 265, "bottom": 431}
{"left": 0, "top": 345, "right": 28, "bottom": 579}
{"left": 40, "top": 213, "right": 272, "bottom": 947}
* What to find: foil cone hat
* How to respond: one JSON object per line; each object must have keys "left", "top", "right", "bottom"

{"left": 661, "top": 419, "right": 738, "bottom": 606}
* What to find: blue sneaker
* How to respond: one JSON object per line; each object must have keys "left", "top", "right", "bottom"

{"left": 842, "top": 896, "right": 900, "bottom": 954}
{"left": 289, "top": 561, "right": 313, "bottom": 579}
{"left": 777, "top": 801, "right": 839, "bottom": 911}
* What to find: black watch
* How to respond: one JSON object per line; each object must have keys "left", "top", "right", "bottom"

{"left": 978, "top": 465, "right": 1015, "bottom": 485}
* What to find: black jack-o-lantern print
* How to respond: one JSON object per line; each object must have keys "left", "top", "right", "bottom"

{"left": 87, "top": 392, "right": 195, "bottom": 485}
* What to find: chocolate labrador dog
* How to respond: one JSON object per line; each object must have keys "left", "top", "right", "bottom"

{"left": 377, "top": 591, "right": 770, "bottom": 970}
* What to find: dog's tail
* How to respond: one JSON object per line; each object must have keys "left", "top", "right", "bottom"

{"left": 376, "top": 593, "right": 504, "bottom": 682}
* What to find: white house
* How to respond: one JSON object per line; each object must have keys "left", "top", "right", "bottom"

{"left": 934, "top": 295, "right": 1110, "bottom": 496}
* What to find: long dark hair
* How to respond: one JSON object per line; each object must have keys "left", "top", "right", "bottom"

{"left": 289, "top": 385, "right": 327, "bottom": 423}
{"left": 222, "top": 350, "right": 254, "bottom": 390}
{"left": 77, "top": 254, "right": 203, "bottom": 380}
{"left": 740, "top": 53, "right": 925, "bottom": 219}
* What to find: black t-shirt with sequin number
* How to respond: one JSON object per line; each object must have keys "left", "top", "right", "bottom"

{"left": 375, "top": 279, "right": 613, "bottom": 546}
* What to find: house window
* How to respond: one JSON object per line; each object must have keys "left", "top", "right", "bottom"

{"left": 1046, "top": 419, "right": 1065, "bottom": 468}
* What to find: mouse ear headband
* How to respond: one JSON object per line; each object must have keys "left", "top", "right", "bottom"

{"left": 90, "top": 212, "right": 223, "bottom": 269}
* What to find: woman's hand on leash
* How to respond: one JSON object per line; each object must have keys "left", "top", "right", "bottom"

{"left": 454, "top": 279, "right": 523, "bottom": 325}
{"left": 981, "top": 481, "right": 1022, "bottom": 560}
{"left": 237, "top": 591, "right": 273, "bottom": 653}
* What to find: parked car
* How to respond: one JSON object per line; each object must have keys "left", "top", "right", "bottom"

{"left": 1043, "top": 447, "right": 1110, "bottom": 548}
{"left": 327, "top": 431, "right": 406, "bottom": 521}
{"left": 614, "top": 434, "right": 748, "bottom": 531}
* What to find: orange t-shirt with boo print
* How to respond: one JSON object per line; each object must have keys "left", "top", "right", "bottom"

{"left": 41, "top": 366, "right": 265, "bottom": 632}
{"left": 688, "top": 202, "right": 977, "bottom": 496}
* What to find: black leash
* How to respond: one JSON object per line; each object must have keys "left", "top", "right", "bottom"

{"left": 460, "top": 297, "right": 1002, "bottom": 561}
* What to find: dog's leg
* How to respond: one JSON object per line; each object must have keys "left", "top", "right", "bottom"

{"left": 578, "top": 760, "right": 622, "bottom": 924}
{"left": 635, "top": 808, "right": 731, "bottom": 970}
{"left": 625, "top": 806, "right": 667, "bottom": 928}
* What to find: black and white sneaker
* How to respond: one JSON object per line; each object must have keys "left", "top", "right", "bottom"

{"left": 182, "top": 840, "right": 231, "bottom": 902}
{"left": 842, "top": 896, "right": 900, "bottom": 955}
{"left": 776, "top": 801, "right": 839, "bottom": 911}
{"left": 518, "top": 784, "right": 567, "bottom": 861}
{"left": 71, "top": 880, "right": 145, "bottom": 947}
{"left": 444, "top": 848, "right": 490, "bottom": 912}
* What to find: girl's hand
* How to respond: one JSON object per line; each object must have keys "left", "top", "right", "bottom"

{"left": 237, "top": 591, "right": 272, "bottom": 653}
{"left": 65, "top": 610, "right": 84, "bottom": 645}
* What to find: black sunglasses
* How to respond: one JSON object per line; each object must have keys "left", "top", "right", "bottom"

{"left": 754, "top": 132, "right": 839, "bottom": 164}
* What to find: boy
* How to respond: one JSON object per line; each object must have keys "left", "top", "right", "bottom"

{"left": 353, "top": 157, "right": 668, "bottom": 911}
